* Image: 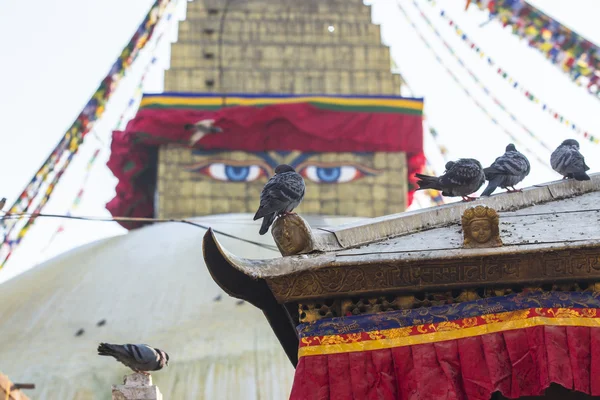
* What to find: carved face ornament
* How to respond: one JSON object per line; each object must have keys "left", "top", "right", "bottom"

{"left": 469, "top": 219, "right": 493, "bottom": 244}
{"left": 461, "top": 206, "right": 502, "bottom": 248}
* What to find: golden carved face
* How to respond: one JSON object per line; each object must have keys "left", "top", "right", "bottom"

{"left": 156, "top": 147, "right": 408, "bottom": 218}
{"left": 461, "top": 205, "right": 502, "bottom": 248}
{"left": 468, "top": 219, "right": 493, "bottom": 244}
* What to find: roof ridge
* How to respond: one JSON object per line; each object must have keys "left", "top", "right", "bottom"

{"left": 313, "top": 173, "right": 600, "bottom": 250}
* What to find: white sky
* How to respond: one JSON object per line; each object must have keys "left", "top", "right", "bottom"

{"left": 0, "top": 0, "right": 599, "bottom": 283}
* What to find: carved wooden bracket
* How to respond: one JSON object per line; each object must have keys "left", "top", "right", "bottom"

{"left": 271, "top": 214, "right": 315, "bottom": 256}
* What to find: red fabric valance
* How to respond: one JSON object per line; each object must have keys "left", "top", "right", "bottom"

{"left": 291, "top": 292, "right": 600, "bottom": 399}
{"left": 291, "top": 325, "right": 600, "bottom": 399}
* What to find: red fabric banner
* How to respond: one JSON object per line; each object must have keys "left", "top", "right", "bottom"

{"left": 290, "top": 325, "right": 600, "bottom": 399}
{"left": 123, "top": 103, "right": 423, "bottom": 153}
{"left": 107, "top": 98, "right": 424, "bottom": 228}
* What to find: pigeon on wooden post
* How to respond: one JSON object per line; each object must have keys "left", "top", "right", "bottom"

{"left": 550, "top": 139, "right": 590, "bottom": 181}
{"left": 481, "top": 144, "right": 531, "bottom": 196}
{"left": 186, "top": 119, "right": 222, "bottom": 146}
{"left": 253, "top": 164, "right": 305, "bottom": 235}
{"left": 97, "top": 343, "right": 169, "bottom": 375}
{"left": 415, "top": 158, "right": 485, "bottom": 202}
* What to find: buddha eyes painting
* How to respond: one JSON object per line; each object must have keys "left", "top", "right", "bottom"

{"left": 156, "top": 148, "right": 407, "bottom": 218}
{"left": 185, "top": 150, "right": 381, "bottom": 184}
{"left": 190, "top": 161, "right": 268, "bottom": 182}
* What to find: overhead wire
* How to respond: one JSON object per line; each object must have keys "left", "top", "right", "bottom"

{"left": 5, "top": 205, "right": 598, "bottom": 255}
{"left": 0, "top": 212, "right": 280, "bottom": 252}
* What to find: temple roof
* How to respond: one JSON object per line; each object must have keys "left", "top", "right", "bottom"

{"left": 206, "top": 173, "right": 600, "bottom": 274}
{"left": 203, "top": 173, "right": 600, "bottom": 364}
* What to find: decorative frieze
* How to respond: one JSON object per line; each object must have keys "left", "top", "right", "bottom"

{"left": 268, "top": 246, "right": 600, "bottom": 302}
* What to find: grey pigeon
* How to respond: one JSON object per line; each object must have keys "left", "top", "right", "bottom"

{"left": 481, "top": 144, "right": 530, "bottom": 196}
{"left": 415, "top": 158, "right": 485, "bottom": 201}
{"left": 185, "top": 119, "right": 222, "bottom": 145}
{"left": 98, "top": 343, "right": 169, "bottom": 375}
{"left": 253, "top": 164, "right": 305, "bottom": 235}
{"left": 550, "top": 139, "right": 590, "bottom": 181}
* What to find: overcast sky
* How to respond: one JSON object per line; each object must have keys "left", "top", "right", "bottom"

{"left": 0, "top": 0, "right": 598, "bottom": 283}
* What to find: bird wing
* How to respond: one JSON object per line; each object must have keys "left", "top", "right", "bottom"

{"left": 485, "top": 152, "right": 529, "bottom": 176}
{"left": 254, "top": 172, "right": 305, "bottom": 220}
{"left": 439, "top": 161, "right": 480, "bottom": 187}
{"left": 564, "top": 149, "right": 589, "bottom": 173}
{"left": 129, "top": 344, "right": 159, "bottom": 365}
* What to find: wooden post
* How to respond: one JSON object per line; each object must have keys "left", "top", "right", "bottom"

{"left": 0, "top": 374, "right": 31, "bottom": 400}
{"left": 112, "top": 373, "right": 163, "bottom": 400}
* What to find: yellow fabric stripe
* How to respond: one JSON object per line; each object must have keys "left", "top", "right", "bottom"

{"left": 139, "top": 96, "right": 424, "bottom": 110}
{"left": 298, "top": 317, "right": 600, "bottom": 358}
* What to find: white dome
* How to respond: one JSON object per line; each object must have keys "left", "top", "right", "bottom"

{"left": 0, "top": 213, "right": 363, "bottom": 399}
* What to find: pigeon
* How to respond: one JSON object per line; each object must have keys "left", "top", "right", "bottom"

{"left": 415, "top": 158, "right": 485, "bottom": 201}
{"left": 97, "top": 343, "right": 169, "bottom": 375}
{"left": 185, "top": 119, "right": 222, "bottom": 145}
{"left": 550, "top": 139, "right": 590, "bottom": 181}
{"left": 253, "top": 164, "right": 305, "bottom": 235}
{"left": 481, "top": 144, "right": 531, "bottom": 196}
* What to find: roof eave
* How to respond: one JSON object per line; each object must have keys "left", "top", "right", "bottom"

{"left": 202, "top": 229, "right": 299, "bottom": 366}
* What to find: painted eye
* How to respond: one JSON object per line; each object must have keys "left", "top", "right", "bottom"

{"left": 301, "top": 166, "right": 364, "bottom": 183}
{"left": 199, "top": 163, "right": 265, "bottom": 182}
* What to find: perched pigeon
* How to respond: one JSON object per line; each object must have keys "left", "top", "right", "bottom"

{"left": 550, "top": 139, "right": 590, "bottom": 181}
{"left": 481, "top": 144, "right": 531, "bottom": 196}
{"left": 415, "top": 158, "right": 485, "bottom": 201}
{"left": 97, "top": 343, "right": 169, "bottom": 375}
{"left": 185, "top": 119, "right": 222, "bottom": 145}
{"left": 253, "top": 164, "right": 305, "bottom": 235}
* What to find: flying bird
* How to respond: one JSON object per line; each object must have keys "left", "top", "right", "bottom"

{"left": 253, "top": 164, "right": 305, "bottom": 235}
{"left": 97, "top": 343, "right": 169, "bottom": 375}
{"left": 415, "top": 158, "right": 485, "bottom": 202}
{"left": 185, "top": 119, "right": 222, "bottom": 146}
{"left": 550, "top": 139, "right": 590, "bottom": 181}
{"left": 481, "top": 144, "right": 530, "bottom": 196}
